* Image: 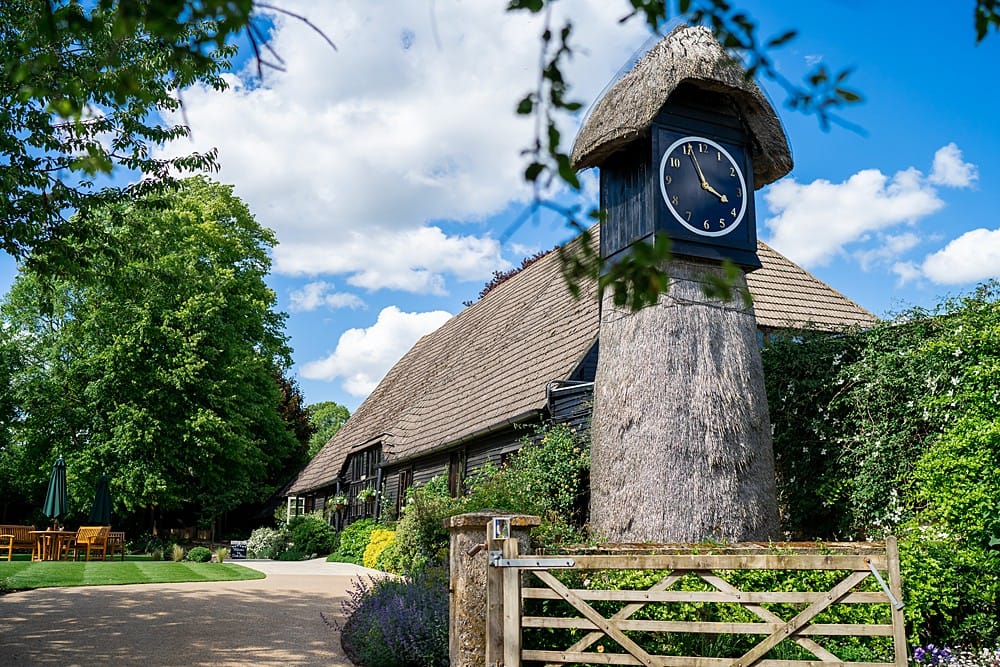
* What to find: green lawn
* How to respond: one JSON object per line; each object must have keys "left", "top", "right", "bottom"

{"left": 0, "top": 559, "right": 265, "bottom": 590}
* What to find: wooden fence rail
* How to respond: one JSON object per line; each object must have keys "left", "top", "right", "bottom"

{"left": 486, "top": 536, "right": 907, "bottom": 667}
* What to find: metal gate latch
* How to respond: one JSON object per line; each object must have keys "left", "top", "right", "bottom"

{"left": 488, "top": 551, "right": 575, "bottom": 568}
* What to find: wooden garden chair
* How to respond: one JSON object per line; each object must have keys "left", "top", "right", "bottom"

{"left": 70, "top": 526, "right": 110, "bottom": 561}
{"left": 0, "top": 525, "right": 36, "bottom": 561}
{"left": 106, "top": 531, "right": 126, "bottom": 561}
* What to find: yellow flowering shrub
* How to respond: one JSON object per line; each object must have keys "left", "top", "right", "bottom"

{"left": 363, "top": 529, "right": 396, "bottom": 569}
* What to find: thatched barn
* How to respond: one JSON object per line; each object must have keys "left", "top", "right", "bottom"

{"left": 285, "top": 228, "right": 875, "bottom": 526}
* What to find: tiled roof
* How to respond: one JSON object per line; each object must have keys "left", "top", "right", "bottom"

{"left": 748, "top": 242, "right": 877, "bottom": 331}
{"left": 288, "top": 231, "right": 876, "bottom": 495}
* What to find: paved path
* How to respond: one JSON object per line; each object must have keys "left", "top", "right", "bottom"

{"left": 0, "top": 559, "right": 381, "bottom": 666}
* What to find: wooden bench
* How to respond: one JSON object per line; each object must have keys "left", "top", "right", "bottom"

{"left": 0, "top": 525, "right": 36, "bottom": 561}
{"left": 106, "top": 531, "right": 126, "bottom": 561}
{"left": 69, "top": 526, "right": 110, "bottom": 561}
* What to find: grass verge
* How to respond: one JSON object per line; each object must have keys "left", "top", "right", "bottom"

{"left": 0, "top": 560, "right": 265, "bottom": 590}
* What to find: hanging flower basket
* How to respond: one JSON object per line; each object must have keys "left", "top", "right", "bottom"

{"left": 357, "top": 487, "right": 376, "bottom": 503}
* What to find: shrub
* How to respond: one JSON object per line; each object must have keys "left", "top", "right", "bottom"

{"left": 214, "top": 547, "right": 228, "bottom": 563}
{"left": 246, "top": 526, "right": 284, "bottom": 559}
{"left": 762, "top": 282, "right": 1000, "bottom": 643}
{"left": 332, "top": 518, "right": 376, "bottom": 565}
{"left": 171, "top": 544, "right": 185, "bottom": 562}
{"left": 288, "top": 513, "right": 337, "bottom": 556}
{"left": 186, "top": 546, "right": 212, "bottom": 563}
{"left": 382, "top": 423, "right": 590, "bottom": 576}
{"left": 139, "top": 533, "right": 165, "bottom": 555}
{"left": 277, "top": 549, "right": 306, "bottom": 561}
{"left": 380, "top": 476, "right": 460, "bottom": 575}
{"left": 363, "top": 529, "right": 395, "bottom": 569}
{"left": 374, "top": 540, "right": 398, "bottom": 571}
{"left": 333, "top": 567, "right": 449, "bottom": 667}
{"left": 469, "top": 423, "right": 589, "bottom": 523}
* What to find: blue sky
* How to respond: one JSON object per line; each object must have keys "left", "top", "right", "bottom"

{"left": 3, "top": 1, "right": 998, "bottom": 413}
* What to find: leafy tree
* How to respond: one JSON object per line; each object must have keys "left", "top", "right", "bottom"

{"left": 274, "top": 371, "right": 314, "bottom": 467}
{"left": 0, "top": 0, "right": 244, "bottom": 274}
{"left": 1, "top": 177, "right": 301, "bottom": 528}
{"left": 306, "top": 401, "right": 350, "bottom": 458}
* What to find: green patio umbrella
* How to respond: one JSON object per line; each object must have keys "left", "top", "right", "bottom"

{"left": 42, "top": 456, "right": 68, "bottom": 527}
{"left": 88, "top": 473, "right": 112, "bottom": 525}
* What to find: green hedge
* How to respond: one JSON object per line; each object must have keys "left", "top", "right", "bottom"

{"left": 762, "top": 281, "right": 1000, "bottom": 645}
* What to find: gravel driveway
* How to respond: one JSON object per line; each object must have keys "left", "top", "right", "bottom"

{"left": 0, "top": 559, "right": 379, "bottom": 666}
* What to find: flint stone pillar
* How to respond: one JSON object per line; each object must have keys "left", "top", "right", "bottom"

{"left": 445, "top": 511, "right": 540, "bottom": 667}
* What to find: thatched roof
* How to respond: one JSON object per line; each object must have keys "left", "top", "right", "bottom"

{"left": 288, "top": 230, "right": 875, "bottom": 496}
{"left": 572, "top": 24, "right": 792, "bottom": 188}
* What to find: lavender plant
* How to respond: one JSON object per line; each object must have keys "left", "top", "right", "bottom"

{"left": 326, "top": 567, "right": 449, "bottom": 667}
{"left": 914, "top": 645, "right": 955, "bottom": 665}
{"left": 912, "top": 644, "right": 1000, "bottom": 667}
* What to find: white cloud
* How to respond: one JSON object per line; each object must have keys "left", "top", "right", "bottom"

{"left": 920, "top": 228, "right": 1000, "bottom": 284}
{"left": 277, "top": 226, "right": 509, "bottom": 295}
{"left": 154, "top": 1, "right": 646, "bottom": 294}
{"left": 929, "top": 143, "right": 978, "bottom": 187}
{"left": 891, "top": 260, "right": 923, "bottom": 285}
{"left": 854, "top": 232, "right": 921, "bottom": 271}
{"left": 763, "top": 144, "right": 977, "bottom": 267}
{"left": 288, "top": 281, "right": 365, "bottom": 312}
{"left": 299, "top": 306, "right": 452, "bottom": 396}
{"left": 763, "top": 167, "right": 942, "bottom": 266}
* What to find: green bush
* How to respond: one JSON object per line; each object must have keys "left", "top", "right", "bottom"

{"left": 374, "top": 540, "right": 398, "bottom": 571}
{"left": 381, "top": 423, "right": 590, "bottom": 576}
{"left": 277, "top": 549, "right": 306, "bottom": 561}
{"left": 762, "top": 281, "right": 1000, "bottom": 644}
{"left": 332, "top": 518, "right": 376, "bottom": 565}
{"left": 246, "top": 526, "right": 285, "bottom": 559}
{"left": 470, "top": 423, "right": 589, "bottom": 522}
{"left": 287, "top": 513, "right": 337, "bottom": 555}
{"left": 186, "top": 546, "right": 212, "bottom": 563}
{"left": 381, "top": 476, "right": 460, "bottom": 575}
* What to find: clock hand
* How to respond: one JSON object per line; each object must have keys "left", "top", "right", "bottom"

{"left": 688, "top": 151, "right": 709, "bottom": 186}
{"left": 689, "top": 152, "right": 729, "bottom": 202}
{"left": 702, "top": 183, "right": 729, "bottom": 203}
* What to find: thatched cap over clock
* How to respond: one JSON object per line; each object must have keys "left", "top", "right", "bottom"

{"left": 571, "top": 24, "right": 792, "bottom": 189}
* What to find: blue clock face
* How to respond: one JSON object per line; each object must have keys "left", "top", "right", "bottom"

{"left": 658, "top": 135, "right": 748, "bottom": 238}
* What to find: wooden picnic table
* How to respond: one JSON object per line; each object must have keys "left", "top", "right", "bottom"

{"left": 30, "top": 530, "right": 76, "bottom": 561}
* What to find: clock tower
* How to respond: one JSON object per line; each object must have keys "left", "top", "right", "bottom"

{"left": 572, "top": 25, "right": 793, "bottom": 543}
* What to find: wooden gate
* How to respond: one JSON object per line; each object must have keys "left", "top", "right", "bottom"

{"left": 486, "top": 537, "right": 907, "bottom": 667}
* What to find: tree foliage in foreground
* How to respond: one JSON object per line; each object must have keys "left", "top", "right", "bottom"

{"left": 0, "top": 177, "right": 304, "bottom": 526}
{"left": 3, "top": 1, "right": 998, "bottom": 307}
{"left": 762, "top": 281, "right": 1000, "bottom": 645}
{"left": 0, "top": 0, "right": 244, "bottom": 275}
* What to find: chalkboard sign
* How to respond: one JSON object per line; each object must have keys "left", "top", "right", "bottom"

{"left": 229, "top": 540, "right": 248, "bottom": 559}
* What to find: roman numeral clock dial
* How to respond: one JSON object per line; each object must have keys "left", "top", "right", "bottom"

{"left": 659, "top": 136, "right": 748, "bottom": 237}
